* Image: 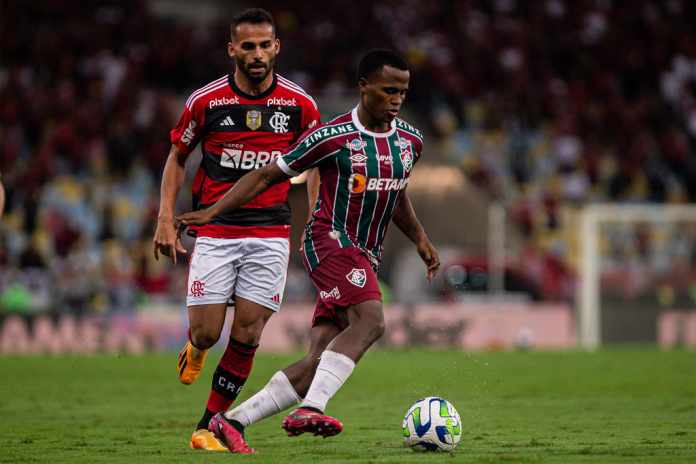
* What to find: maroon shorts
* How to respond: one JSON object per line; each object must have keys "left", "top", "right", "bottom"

{"left": 307, "top": 247, "right": 382, "bottom": 331}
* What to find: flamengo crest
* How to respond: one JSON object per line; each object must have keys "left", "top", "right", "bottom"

{"left": 346, "top": 268, "right": 367, "bottom": 288}
{"left": 269, "top": 111, "right": 290, "bottom": 133}
{"left": 246, "top": 110, "right": 262, "bottom": 130}
{"left": 190, "top": 280, "right": 205, "bottom": 297}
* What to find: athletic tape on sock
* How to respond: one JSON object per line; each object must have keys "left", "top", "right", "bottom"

{"left": 301, "top": 350, "right": 355, "bottom": 412}
{"left": 226, "top": 371, "right": 301, "bottom": 427}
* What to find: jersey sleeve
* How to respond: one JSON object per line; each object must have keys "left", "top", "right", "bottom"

{"left": 169, "top": 100, "right": 205, "bottom": 155}
{"left": 412, "top": 134, "right": 424, "bottom": 165}
{"left": 276, "top": 126, "right": 340, "bottom": 176}
{"left": 301, "top": 98, "right": 321, "bottom": 132}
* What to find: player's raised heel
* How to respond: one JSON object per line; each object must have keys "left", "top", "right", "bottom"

{"left": 208, "top": 413, "right": 255, "bottom": 454}
{"left": 189, "top": 428, "right": 228, "bottom": 451}
{"left": 177, "top": 341, "right": 207, "bottom": 385}
{"left": 281, "top": 407, "right": 343, "bottom": 438}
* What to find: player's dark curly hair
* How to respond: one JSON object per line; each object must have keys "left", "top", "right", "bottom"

{"left": 357, "top": 49, "right": 409, "bottom": 81}
{"left": 231, "top": 8, "right": 275, "bottom": 38}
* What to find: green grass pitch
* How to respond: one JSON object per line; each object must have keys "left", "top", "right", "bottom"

{"left": 1, "top": 348, "right": 695, "bottom": 463}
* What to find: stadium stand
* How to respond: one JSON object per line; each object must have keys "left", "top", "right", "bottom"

{"left": 2, "top": 0, "right": 696, "bottom": 314}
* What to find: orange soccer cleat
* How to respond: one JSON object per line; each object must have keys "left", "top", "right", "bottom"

{"left": 189, "top": 428, "right": 228, "bottom": 452}
{"left": 177, "top": 341, "right": 207, "bottom": 385}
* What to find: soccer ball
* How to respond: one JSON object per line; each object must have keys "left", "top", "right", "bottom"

{"left": 402, "top": 397, "right": 462, "bottom": 452}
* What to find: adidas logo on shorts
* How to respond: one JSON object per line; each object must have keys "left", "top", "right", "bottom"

{"left": 219, "top": 116, "right": 235, "bottom": 127}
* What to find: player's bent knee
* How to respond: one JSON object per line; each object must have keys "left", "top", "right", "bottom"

{"left": 190, "top": 329, "right": 219, "bottom": 350}
{"left": 352, "top": 303, "right": 384, "bottom": 329}
{"left": 359, "top": 318, "right": 385, "bottom": 345}
{"left": 191, "top": 330, "right": 218, "bottom": 350}
{"left": 350, "top": 304, "right": 385, "bottom": 345}
{"left": 370, "top": 319, "right": 386, "bottom": 341}
{"left": 187, "top": 303, "right": 226, "bottom": 349}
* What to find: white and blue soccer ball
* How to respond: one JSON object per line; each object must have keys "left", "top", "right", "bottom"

{"left": 402, "top": 397, "right": 462, "bottom": 452}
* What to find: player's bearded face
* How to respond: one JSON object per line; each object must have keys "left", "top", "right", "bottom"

{"left": 236, "top": 50, "right": 276, "bottom": 83}
{"left": 361, "top": 65, "right": 410, "bottom": 125}
{"left": 229, "top": 23, "right": 279, "bottom": 83}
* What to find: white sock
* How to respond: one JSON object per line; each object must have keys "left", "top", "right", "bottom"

{"left": 301, "top": 350, "right": 355, "bottom": 412}
{"left": 225, "top": 371, "right": 300, "bottom": 427}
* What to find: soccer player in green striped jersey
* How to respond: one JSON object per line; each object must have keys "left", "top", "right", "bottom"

{"left": 177, "top": 49, "right": 439, "bottom": 453}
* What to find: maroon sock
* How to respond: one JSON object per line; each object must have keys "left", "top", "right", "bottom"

{"left": 198, "top": 337, "right": 257, "bottom": 428}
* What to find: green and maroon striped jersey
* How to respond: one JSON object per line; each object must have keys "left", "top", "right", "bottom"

{"left": 276, "top": 107, "right": 424, "bottom": 272}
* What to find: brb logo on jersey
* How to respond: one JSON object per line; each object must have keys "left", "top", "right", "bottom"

{"left": 346, "top": 269, "right": 367, "bottom": 288}
{"left": 269, "top": 111, "right": 290, "bottom": 133}
{"left": 221, "top": 148, "right": 282, "bottom": 170}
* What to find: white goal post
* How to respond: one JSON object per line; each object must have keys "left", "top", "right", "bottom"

{"left": 578, "top": 204, "right": 696, "bottom": 349}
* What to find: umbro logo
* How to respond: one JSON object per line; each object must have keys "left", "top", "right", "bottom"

{"left": 219, "top": 116, "right": 235, "bottom": 127}
{"left": 350, "top": 153, "right": 367, "bottom": 164}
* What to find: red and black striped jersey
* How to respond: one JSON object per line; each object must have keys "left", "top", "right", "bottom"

{"left": 170, "top": 73, "right": 320, "bottom": 239}
{"left": 276, "top": 107, "right": 424, "bottom": 271}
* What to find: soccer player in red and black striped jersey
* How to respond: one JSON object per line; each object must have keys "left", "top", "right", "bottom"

{"left": 177, "top": 49, "right": 440, "bottom": 454}
{"left": 153, "top": 8, "right": 320, "bottom": 451}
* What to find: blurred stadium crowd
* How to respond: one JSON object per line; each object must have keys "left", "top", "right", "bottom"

{"left": 2, "top": 0, "right": 696, "bottom": 314}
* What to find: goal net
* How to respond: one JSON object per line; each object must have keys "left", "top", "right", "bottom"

{"left": 577, "top": 205, "right": 696, "bottom": 348}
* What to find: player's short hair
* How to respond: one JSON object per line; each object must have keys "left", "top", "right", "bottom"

{"left": 357, "top": 49, "right": 409, "bottom": 81}
{"left": 231, "top": 8, "right": 275, "bottom": 38}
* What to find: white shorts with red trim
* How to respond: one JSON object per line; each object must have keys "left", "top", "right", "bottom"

{"left": 186, "top": 236, "right": 289, "bottom": 312}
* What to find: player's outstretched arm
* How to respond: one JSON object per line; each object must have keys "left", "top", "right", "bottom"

{"left": 391, "top": 191, "right": 440, "bottom": 281}
{"left": 176, "top": 163, "right": 290, "bottom": 226}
